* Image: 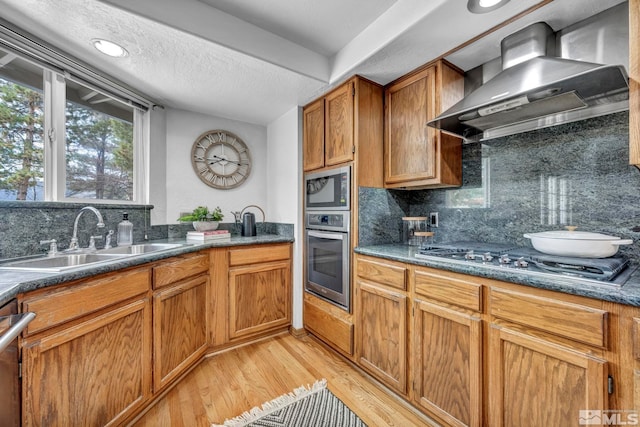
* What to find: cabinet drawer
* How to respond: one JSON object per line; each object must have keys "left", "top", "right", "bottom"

{"left": 489, "top": 287, "right": 607, "bottom": 348}
{"left": 153, "top": 253, "right": 209, "bottom": 289}
{"left": 304, "top": 299, "right": 353, "bottom": 355}
{"left": 229, "top": 244, "right": 290, "bottom": 266}
{"left": 414, "top": 267, "right": 482, "bottom": 312}
{"left": 357, "top": 256, "right": 407, "bottom": 291}
{"left": 22, "top": 268, "right": 150, "bottom": 335}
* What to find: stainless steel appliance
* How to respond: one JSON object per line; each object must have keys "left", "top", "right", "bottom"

{"left": 305, "top": 211, "right": 350, "bottom": 310}
{"left": 429, "top": 4, "right": 629, "bottom": 141}
{"left": 0, "top": 301, "right": 35, "bottom": 427}
{"left": 305, "top": 166, "right": 350, "bottom": 211}
{"left": 416, "top": 241, "right": 635, "bottom": 286}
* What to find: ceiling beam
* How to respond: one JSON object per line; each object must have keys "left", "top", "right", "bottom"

{"left": 99, "top": 0, "right": 331, "bottom": 83}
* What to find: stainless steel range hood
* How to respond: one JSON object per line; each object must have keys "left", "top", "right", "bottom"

{"left": 428, "top": 19, "right": 629, "bottom": 142}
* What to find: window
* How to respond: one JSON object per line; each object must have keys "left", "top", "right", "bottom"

{"left": 0, "top": 52, "right": 45, "bottom": 200}
{"left": 0, "top": 43, "right": 147, "bottom": 203}
{"left": 65, "top": 80, "right": 134, "bottom": 201}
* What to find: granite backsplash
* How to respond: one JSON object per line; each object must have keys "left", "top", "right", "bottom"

{"left": 359, "top": 111, "right": 640, "bottom": 262}
{"left": 0, "top": 202, "right": 292, "bottom": 259}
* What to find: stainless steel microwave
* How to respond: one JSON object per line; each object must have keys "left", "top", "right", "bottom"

{"left": 305, "top": 166, "right": 350, "bottom": 211}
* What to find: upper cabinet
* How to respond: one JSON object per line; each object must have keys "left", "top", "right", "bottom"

{"left": 302, "top": 76, "right": 383, "bottom": 189}
{"left": 629, "top": 0, "right": 640, "bottom": 165}
{"left": 303, "top": 81, "right": 354, "bottom": 171}
{"left": 384, "top": 60, "right": 464, "bottom": 189}
{"left": 325, "top": 83, "right": 355, "bottom": 167}
{"left": 303, "top": 98, "right": 325, "bottom": 171}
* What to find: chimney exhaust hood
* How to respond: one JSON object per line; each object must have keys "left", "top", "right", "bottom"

{"left": 427, "top": 21, "right": 629, "bottom": 142}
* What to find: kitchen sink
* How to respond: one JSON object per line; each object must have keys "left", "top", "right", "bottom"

{"left": 98, "top": 243, "right": 187, "bottom": 255}
{"left": 0, "top": 253, "right": 126, "bottom": 272}
{"left": 0, "top": 243, "right": 189, "bottom": 272}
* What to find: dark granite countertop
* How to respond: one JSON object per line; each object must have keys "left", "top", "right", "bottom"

{"left": 0, "top": 234, "right": 293, "bottom": 306}
{"left": 355, "top": 244, "right": 640, "bottom": 307}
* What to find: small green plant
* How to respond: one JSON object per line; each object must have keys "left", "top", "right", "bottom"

{"left": 177, "top": 206, "right": 224, "bottom": 222}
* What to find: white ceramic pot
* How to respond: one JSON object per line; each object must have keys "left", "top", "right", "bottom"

{"left": 523, "top": 230, "right": 633, "bottom": 258}
{"left": 192, "top": 221, "right": 219, "bottom": 232}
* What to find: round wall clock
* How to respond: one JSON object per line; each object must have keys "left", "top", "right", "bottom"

{"left": 191, "top": 130, "right": 252, "bottom": 189}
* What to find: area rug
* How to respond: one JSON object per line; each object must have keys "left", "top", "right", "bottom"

{"left": 212, "top": 379, "right": 367, "bottom": 427}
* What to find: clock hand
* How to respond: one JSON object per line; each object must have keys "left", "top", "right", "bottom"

{"left": 211, "top": 155, "right": 245, "bottom": 167}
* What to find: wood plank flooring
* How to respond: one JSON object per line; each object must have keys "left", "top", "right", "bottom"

{"left": 131, "top": 333, "right": 438, "bottom": 426}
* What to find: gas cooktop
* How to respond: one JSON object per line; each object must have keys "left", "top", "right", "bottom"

{"left": 415, "top": 241, "right": 635, "bottom": 286}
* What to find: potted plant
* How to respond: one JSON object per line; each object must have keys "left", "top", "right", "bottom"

{"left": 177, "top": 206, "right": 224, "bottom": 231}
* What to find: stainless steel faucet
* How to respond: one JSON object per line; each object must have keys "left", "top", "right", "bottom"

{"left": 68, "top": 206, "right": 106, "bottom": 250}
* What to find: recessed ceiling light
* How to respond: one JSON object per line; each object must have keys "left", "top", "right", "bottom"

{"left": 92, "top": 39, "right": 128, "bottom": 58}
{"left": 467, "top": 0, "right": 510, "bottom": 14}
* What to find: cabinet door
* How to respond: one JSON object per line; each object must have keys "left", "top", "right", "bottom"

{"left": 489, "top": 324, "right": 607, "bottom": 427}
{"left": 229, "top": 260, "right": 291, "bottom": 339}
{"left": 413, "top": 300, "right": 482, "bottom": 427}
{"left": 325, "top": 82, "right": 354, "bottom": 166}
{"left": 22, "top": 299, "right": 152, "bottom": 427}
{"left": 356, "top": 280, "right": 407, "bottom": 394}
{"left": 153, "top": 274, "right": 209, "bottom": 391}
{"left": 385, "top": 67, "right": 436, "bottom": 184}
{"left": 303, "top": 98, "right": 325, "bottom": 171}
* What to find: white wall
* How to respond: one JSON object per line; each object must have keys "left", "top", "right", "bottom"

{"left": 266, "top": 106, "right": 303, "bottom": 329}
{"left": 148, "top": 107, "right": 167, "bottom": 225}
{"left": 164, "top": 108, "right": 268, "bottom": 224}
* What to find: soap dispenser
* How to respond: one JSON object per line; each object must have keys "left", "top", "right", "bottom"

{"left": 117, "top": 213, "right": 133, "bottom": 246}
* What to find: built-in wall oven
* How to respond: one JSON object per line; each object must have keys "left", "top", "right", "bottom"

{"left": 305, "top": 211, "right": 350, "bottom": 311}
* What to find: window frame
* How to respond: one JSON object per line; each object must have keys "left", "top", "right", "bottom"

{"left": 0, "top": 19, "right": 153, "bottom": 205}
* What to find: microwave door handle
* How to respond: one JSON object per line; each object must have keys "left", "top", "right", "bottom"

{"left": 308, "top": 230, "right": 345, "bottom": 241}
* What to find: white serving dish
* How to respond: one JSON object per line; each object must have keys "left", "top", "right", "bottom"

{"left": 523, "top": 230, "right": 633, "bottom": 258}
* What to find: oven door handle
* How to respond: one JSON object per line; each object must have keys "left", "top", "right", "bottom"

{"left": 0, "top": 312, "right": 35, "bottom": 353}
{"left": 307, "top": 230, "right": 347, "bottom": 240}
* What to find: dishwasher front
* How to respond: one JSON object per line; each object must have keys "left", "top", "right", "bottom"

{"left": 0, "top": 300, "right": 35, "bottom": 427}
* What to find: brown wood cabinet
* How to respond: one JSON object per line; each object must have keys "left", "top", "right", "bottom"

{"left": 18, "top": 244, "right": 293, "bottom": 425}
{"left": 302, "top": 80, "right": 353, "bottom": 171}
{"left": 352, "top": 253, "right": 636, "bottom": 427}
{"left": 303, "top": 98, "right": 325, "bottom": 171}
{"left": 228, "top": 244, "right": 292, "bottom": 340}
{"left": 21, "top": 269, "right": 152, "bottom": 426}
{"left": 302, "top": 75, "right": 383, "bottom": 182}
{"left": 152, "top": 267, "right": 209, "bottom": 391}
{"left": 303, "top": 292, "right": 353, "bottom": 356}
{"left": 384, "top": 60, "right": 464, "bottom": 189}
{"left": 355, "top": 256, "right": 408, "bottom": 394}
{"left": 303, "top": 80, "right": 355, "bottom": 171}
{"left": 412, "top": 267, "right": 482, "bottom": 427}
{"left": 488, "top": 324, "right": 607, "bottom": 427}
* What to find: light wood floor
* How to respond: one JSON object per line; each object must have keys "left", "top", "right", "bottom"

{"left": 131, "top": 333, "right": 437, "bottom": 426}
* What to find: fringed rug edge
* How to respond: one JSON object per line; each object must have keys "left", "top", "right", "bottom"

{"left": 211, "top": 378, "right": 328, "bottom": 427}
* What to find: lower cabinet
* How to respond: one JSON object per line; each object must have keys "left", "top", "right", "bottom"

{"left": 357, "top": 280, "right": 408, "bottom": 394}
{"left": 22, "top": 297, "right": 152, "bottom": 427}
{"left": 412, "top": 266, "right": 483, "bottom": 427}
{"left": 153, "top": 273, "right": 209, "bottom": 391}
{"left": 355, "top": 255, "right": 408, "bottom": 394}
{"left": 487, "top": 286, "right": 611, "bottom": 427}
{"left": 228, "top": 244, "right": 292, "bottom": 340}
{"left": 19, "top": 244, "right": 293, "bottom": 425}
{"left": 488, "top": 324, "right": 607, "bottom": 427}
{"left": 413, "top": 299, "right": 482, "bottom": 427}
{"left": 353, "top": 254, "right": 626, "bottom": 427}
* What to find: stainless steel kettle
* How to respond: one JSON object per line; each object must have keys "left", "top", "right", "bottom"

{"left": 241, "top": 212, "right": 256, "bottom": 237}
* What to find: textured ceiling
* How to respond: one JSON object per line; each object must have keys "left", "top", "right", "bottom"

{"left": 0, "top": 0, "right": 628, "bottom": 125}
